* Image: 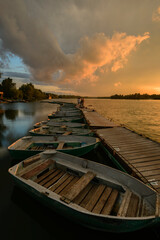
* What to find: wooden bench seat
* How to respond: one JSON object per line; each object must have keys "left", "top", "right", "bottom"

{"left": 21, "top": 159, "right": 53, "bottom": 179}
{"left": 23, "top": 155, "right": 41, "bottom": 167}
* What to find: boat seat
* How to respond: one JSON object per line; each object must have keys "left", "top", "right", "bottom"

{"left": 56, "top": 142, "right": 65, "bottom": 150}
{"left": 21, "top": 159, "right": 54, "bottom": 179}
{"left": 23, "top": 155, "right": 41, "bottom": 167}
{"left": 60, "top": 171, "right": 96, "bottom": 204}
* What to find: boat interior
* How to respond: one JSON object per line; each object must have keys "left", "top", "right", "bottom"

{"left": 24, "top": 142, "right": 84, "bottom": 151}
{"left": 16, "top": 155, "right": 156, "bottom": 218}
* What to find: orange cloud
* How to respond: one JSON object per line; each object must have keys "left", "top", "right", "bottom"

{"left": 59, "top": 32, "right": 150, "bottom": 86}
{"left": 152, "top": 6, "right": 160, "bottom": 22}
{"left": 114, "top": 82, "right": 122, "bottom": 87}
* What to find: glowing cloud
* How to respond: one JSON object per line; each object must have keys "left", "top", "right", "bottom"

{"left": 152, "top": 6, "right": 160, "bottom": 22}
{"left": 0, "top": 0, "right": 150, "bottom": 90}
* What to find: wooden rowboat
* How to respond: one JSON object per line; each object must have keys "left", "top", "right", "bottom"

{"left": 48, "top": 112, "right": 82, "bottom": 119}
{"left": 34, "top": 121, "right": 86, "bottom": 129}
{"left": 8, "top": 151, "right": 160, "bottom": 233}
{"left": 29, "top": 126, "right": 93, "bottom": 136}
{"left": 8, "top": 135, "right": 100, "bottom": 160}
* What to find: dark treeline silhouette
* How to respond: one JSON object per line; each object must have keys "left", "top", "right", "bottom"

{"left": 0, "top": 78, "right": 49, "bottom": 101}
{"left": 110, "top": 93, "right": 160, "bottom": 100}
{"left": 0, "top": 78, "right": 83, "bottom": 101}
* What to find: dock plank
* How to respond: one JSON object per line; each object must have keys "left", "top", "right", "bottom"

{"left": 96, "top": 127, "right": 160, "bottom": 192}
{"left": 82, "top": 109, "right": 119, "bottom": 128}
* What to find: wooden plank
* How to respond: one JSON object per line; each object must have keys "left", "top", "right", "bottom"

{"left": 117, "top": 190, "right": 132, "bottom": 217}
{"left": 54, "top": 175, "right": 75, "bottom": 194}
{"left": 82, "top": 109, "right": 119, "bottom": 128}
{"left": 23, "top": 155, "right": 41, "bottom": 167}
{"left": 119, "top": 148, "right": 160, "bottom": 155}
{"left": 63, "top": 131, "right": 72, "bottom": 135}
{"left": 80, "top": 185, "right": 98, "bottom": 208}
{"left": 49, "top": 173, "right": 70, "bottom": 192}
{"left": 92, "top": 187, "right": 112, "bottom": 214}
{"left": 56, "top": 142, "right": 65, "bottom": 150}
{"left": 126, "top": 193, "right": 139, "bottom": 217}
{"left": 85, "top": 185, "right": 106, "bottom": 211}
{"left": 60, "top": 171, "right": 96, "bottom": 204}
{"left": 35, "top": 169, "right": 56, "bottom": 183}
{"left": 101, "top": 189, "right": 118, "bottom": 215}
{"left": 59, "top": 177, "right": 79, "bottom": 196}
{"left": 129, "top": 156, "right": 160, "bottom": 164}
{"left": 43, "top": 171, "right": 65, "bottom": 188}
{"left": 132, "top": 159, "right": 160, "bottom": 167}
{"left": 21, "top": 160, "right": 53, "bottom": 179}
{"left": 73, "top": 183, "right": 93, "bottom": 205}
{"left": 142, "top": 169, "right": 160, "bottom": 177}
{"left": 136, "top": 164, "right": 160, "bottom": 172}
{"left": 39, "top": 169, "right": 62, "bottom": 186}
{"left": 20, "top": 141, "right": 33, "bottom": 150}
{"left": 123, "top": 153, "right": 160, "bottom": 160}
{"left": 155, "top": 194, "right": 160, "bottom": 217}
{"left": 121, "top": 149, "right": 160, "bottom": 157}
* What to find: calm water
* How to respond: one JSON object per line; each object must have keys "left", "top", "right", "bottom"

{"left": 85, "top": 99, "right": 160, "bottom": 143}
{"left": 65, "top": 98, "right": 160, "bottom": 143}
{"left": 0, "top": 100, "right": 160, "bottom": 239}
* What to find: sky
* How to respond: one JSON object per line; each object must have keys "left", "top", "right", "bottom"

{"left": 0, "top": 0, "right": 160, "bottom": 96}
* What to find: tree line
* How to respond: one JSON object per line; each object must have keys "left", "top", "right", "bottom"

{"left": 0, "top": 78, "right": 50, "bottom": 101}
{"left": 0, "top": 78, "right": 82, "bottom": 101}
{"left": 110, "top": 93, "right": 160, "bottom": 100}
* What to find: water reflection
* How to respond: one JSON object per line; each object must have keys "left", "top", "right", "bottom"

{"left": 5, "top": 109, "right": 18, "bottom": 120}
{"left": 0, "top": 102, "right": 58, "bottom": 147}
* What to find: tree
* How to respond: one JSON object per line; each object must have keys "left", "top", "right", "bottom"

{"left": 19, "top": 83, "right": 35, "bottom": 100}
{"left": 1, "top": 78, "right": 16, "bottom": 98}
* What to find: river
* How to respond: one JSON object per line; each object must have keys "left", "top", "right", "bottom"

{"left": 0, "top": 100, "right": 160, "bottom": 239}
{"left": 62, "top": 98, "right": 160, "bottom": 143}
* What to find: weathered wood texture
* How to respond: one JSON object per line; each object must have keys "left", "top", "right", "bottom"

{"left": 31, "top": 164, "right": 148, "bottom": 217}
{"left": 96, "top": 127, "right": 160, "bottom": 193}
{"left": 60, "top": 171, "right": 96, "bottom": 203}
{"left": 82, "top": 109, "right": 119, "bottom": 128}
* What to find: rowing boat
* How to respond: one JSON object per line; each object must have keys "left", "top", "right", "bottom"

{"left": 34, "top": 121, "right": 86, "bottom": 129}
{"left": 8, "top": 151, "right": 160, "bottom": 232}
{"left": 48, "top": 112, "right": 82, "bottom": 119}
{"left": 29, "top": 126, "right": 93, "bottom": 136}
{"left": 8, "top": 135, "right": 100, "bottom": 160}
{"left": 38, "top": 116, "right": 84, "bottom": 123}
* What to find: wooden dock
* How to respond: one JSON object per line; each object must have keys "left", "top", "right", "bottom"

{"left": 82, "top": 108, "right": 160, "bottom": 193}
{"left": 82, "top": 109, "right": 119, "bottom": 128}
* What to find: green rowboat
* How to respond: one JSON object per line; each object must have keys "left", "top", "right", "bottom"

{"left": 8, "top": 135, "right": 100, "bottom": 160}
{"left": 8, "top": 151, "right": 160, "bottom": 233}
{"left": 48, "top": 112, "right": 82, "bottom": 119}
{"left": 34, "top": 121, "right": 86, "bottom": 129}
{"left": 29, "top": 126, "right": 93, "bottom": 136}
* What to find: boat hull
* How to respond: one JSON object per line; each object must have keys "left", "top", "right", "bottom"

{"left": 11, "top": 176, "right": 159, "bottom": 233}
{"left": 47, "top": 116, "right": 84, "bottom": 123}
{"left": 8, "top": 141, "right": 99, "bottom": 161}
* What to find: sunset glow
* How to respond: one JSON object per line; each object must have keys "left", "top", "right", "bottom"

{"left": 0, "top": 1, "right": 160, "bottom": 96}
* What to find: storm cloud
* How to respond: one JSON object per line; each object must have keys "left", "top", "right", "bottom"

{"left": 0, "top": 0, "right": 150, "bottom": 90}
